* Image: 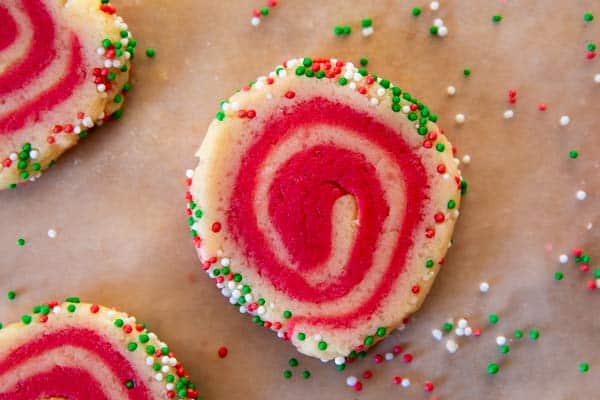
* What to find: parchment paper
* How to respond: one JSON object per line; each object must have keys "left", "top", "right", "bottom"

{"left": 2, "top": 1, "right": 600, "bottom": 398}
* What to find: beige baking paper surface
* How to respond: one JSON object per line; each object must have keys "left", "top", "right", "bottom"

{"left": 1, "top": 1, "right": 600, "bottom": 399}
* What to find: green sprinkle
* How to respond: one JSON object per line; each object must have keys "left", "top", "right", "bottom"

{"left": 529, "top": 329, "right": 540, "bottom": 340}
{"left": 339, "top": 77, "right": 348, "bottom": 86}
{"left": 260, "top": 7, "right": 269, "bottom": 16}
{"left": 21, "top": 315, "right": 32, "bottom": 325}
{"left": 318, "top": 341, "right": 327, "bottom": 350}
{"left": 127, "top": 342, "right": 138, "bottom": 352}
{"left": 66, "top": 297, "right": 80, "bottom": 303}
{"left": 32, "top": 163, "right": 41, "bottom": 171}
{"left": 7, "top": 291, "right": 15, "bottom": 300}
{"left": 492, "top": 15, "right": 502, "bottom": 23}
{"left": 297, "top": 332, "right": 306, "bottom": 341}
{"left": 146, "top": 345, "right": 156, "bottom": 355}
{"left": 125, "top": 380, "right": 134, "bottom": 389}
{"left": 114, "top": 319, "right": 124, "bottom": 327}
{"left": 412, "top": 7, "right": 421, "bottom": 16}
{"left": 594, "top": 268, "right": 600, "bottom": 279}
{"left": 376, "top": 327, "right": 386, "bottom": 337}
{"left": 430, "top": 25, "right": 439, "bottom": 35}
{"left": 342, "top": 26, "right": 351, "bottom": 35}
{"left": 460, "top": 179, "right": 468, "bottom": 195}
{"left": 216, "top": 111, "right": 225, "bottom": 121}
{"left": 487, "top": 363, "right": 500, "bottom": 374}
{"left": 554, "top": 271, "right": 564, "bottom": 280}
{"left": 443, "top": 322, "right": 453, "bottom": 332}
{"left": 463, "top": 68, "right": 471, "bottom": 76}
{"left": 584, "top": 12, "right": 594, "bottom": 22}
{"left": 67, "top": 304, "right": 76, "bottom": 313}
{"left": 569, "top": 150, "right": 579, "bottom": 159}
{"left": 139, "top": 334, "right": 150, "bottom": 343}
{"left": 447, "top": 199, "right": 456, "bottom": 209}
{"left": 426, "top": 259, "right": 434, "bottom": 268}
{"left": 579, "top": 362, "right": 589, "bottom": 372}
{"left": 334, "top": 26, "right": 344, "bottom": 36}
{"left": 499, "top": 344, "right": 510, "bottom": 354}
{"left": 335, "top": 363, "right": 346, "bottom": 371}
{"left": 17, "top": 238, "right": 25, "bottom": 246}
{"left": 288, "top": 358, "right": 299, "bottom": 367}
{"left": 295, "top": 66, "right": 305, "bottom": 76}
{"left": 488, "top": 314, "right": 499, "bottom": 324}
{"left": 361, "top": 18, "right": 372, "bottom": 28}
{"left": 514, "top": 329, "right": 523, "bottom": 339}
{"left": 113, "top": 94, "right": 123, "bottom": 103}
{"left": 364, "top": 336, "right": 374, "bottom": 346}
{"left": 435, "top": 143, "right": 445, "bottom": 152}
{"left": 360, "top": 57, "right": 368, "bottom": 66}
{"left": 40, "top": 305, "right": 50, "bottom": 315}
{"left": 283, "top": 310, "right": 292, "bottom": 319}
{"left": 303, "top": 58, "right": 313, "bottom": 67}
{"left": 587, "top": 42, "right": 596, "bottom": 52}
{"left": 102, "top": 38, "right": 111, "bottom": 48}
{"left": 32, "top": 305, "right": 41, "bottom": 314}
{"left": 283, "top": 370, "right": 292, "bottom": 379}
{"left": 145, "top": 48, "right": 155, "bottom": 58}
{"left": 302, "top": 370, "right": 311, "bottom": 379}
{"left": 233, "top": 273, "right": 242, "bottom": 282}
{"left": 379, "top": 79, "right": 390, "bottom": 89}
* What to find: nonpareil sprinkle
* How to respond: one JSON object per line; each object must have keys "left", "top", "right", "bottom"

{"left": 7, "top": 291, "right": 15, "bottom": 300}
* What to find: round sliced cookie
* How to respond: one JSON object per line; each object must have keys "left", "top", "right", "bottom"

{"left": 0, "top": 299, "right": 201, "bottom": 399}
{"left": 0, "top": 0, "right": 136, "bottom": 190}
{"left": 186, "top": 57, "right": 465, "bottom": 364}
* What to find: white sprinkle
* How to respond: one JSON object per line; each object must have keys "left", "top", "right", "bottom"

{"left": 52, "top": 306, "right": 61, "bottom": 314}
{"left": 96, "top": 84, "right": 106, "bottom": 92}
{"left": 587, "top": 222, "right": 593, "bottom": 230}
{"left": 433, "top": 18, "right": 444, "bottom": 27}
{"left": 596, "top": 278, "right": 600, "bottom": 288}
{"left": 9, "top": 152, "right": 18, "bottom": 161}
{"left": 166, "top": 383, "right": 175, "bottom": 391}
{"left": 239, "top": 305, "right": 247, "bottom": 313}
{"left": 231, "top": 102, "right": 240, "bottom": 111}
{"left": 146, "top": 356, "right": 154, "bottom": 366}
{"left": 559, "top": 115, "right": 570, "bottom": 126}
{"left": 29, "top": 150, "right": 39, "bottom": 159}
{"left": 161, "top": 365, "right": 169, "bottom": 373}
{"left": 446, "top": 339, "right": 458, "bottom": 353}
{"left": 370, "top": 97, "right": 379, "bottom": 106}
{"left": 377, "top": 88, "right": 386, "bottom": 96}
{"left": 576, "top": 190, "right": 587, "bottom": 201}
{"left": 594, "top": 73, "right": 600, "bottom": 83}
{"left": 47, "top": 229, "right": 57, "bottom": 239}
{"left": 430, "top": 1, "right": 440, "bottom": 10}
{"left": 346, "top": 376, "right": 358, "bottom": 387}
{"left": 124, "top": 52, "right": 131, "bottom": 60}
{"left": 457, "top": 318, "right": 468, "bottom": 329}
{"left": 462, "top": 154, "right": 471, "bottom": 164}
{"left": 220, "top": 288, "right": 231, "bottom": 297}
{"left": 401, "top": 378, "right": 411, "bottom": 388}
{"left": 82, "top": 117, "right": 93, "bottom": 127}
{"left": 432, "top": 329, "right": 443, "bottom": 341}
{"left": 353, "top": 72, "right": 363, "bottom": 82}
{"left": 277, "top": 69, "right": 287, "bottom": 78}
{"left": 479, "top": 281, "right": 490, "bottom": 292}
{"left": 438, "top": 26, "right": 448, "bottom": 37}
{"left": 96, "top": 47, "right": 105, "bottom": 55}
{"left": 362, "top": 26, "right": 374, "bottom": 37}
{"left": 455, "top": 113, "right": 465, "bottom": 124}
{"left": 334, "top": 356, "right": 345, "bottom": 365}
{"left": 314, "top": 334, "right": 322, "bottom": 341}
{"left": 185, "top": 169, "right": 194, "bottom": 178}
{"left": 464, "top": 326, "right": 473, "bottom": 336}
{"left": 161, "top": 356, "right": 170, "bottom": 365}
{"left": 74, "top": 126, "right": 81, "bottom": 134}
{"left": 154, "top": 373, "right": 163, "bottom": 382}
{"left": 442, "top": 173, "right": 451, "bottom": 181}
{"left": 103, "top": 59, "right": 112, "bottom": 68}
{"left": 251, "top": 17, "right": 261, "bottom": 26}
{"left": 503, "top": 109, "right": 514, "bottom": 119}
{"left": 447, "top": 85, "right": 456, "bottom": 96}
{"left": 265, "top": 93, "right": 273, "bottom": 100}
{"left": 112, "top": 59, "right": 121, "bottom": 68}
{"left": 559, "top": 254, "right": 568, "bottom": 264}
{"left": 120, "top": 38, "right": 129, "bottom": 46}
{"left": 349, "top": 82, "right": 357, "bottom": 90}
{"left": 384, "top": 352, "right": 394, "bottom": 361}
{"left": 220, "top": 258, "right": 230, "bottom": 267}
{"left": 402, "top": 105, "right": 411, "bottom": 113}
{"left": 496, "top": 336, "right": 507, "bottom": 346}
{"left": 455, "top": 327, "right": 465, "bottom": 336}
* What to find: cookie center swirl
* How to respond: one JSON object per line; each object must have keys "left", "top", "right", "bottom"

{"left": 228, "top": 97, "right": 429, "bottom": 327}
{"left": 0, "top": 5, "right": 18, "bottom": 52}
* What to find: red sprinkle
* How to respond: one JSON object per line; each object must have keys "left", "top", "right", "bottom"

{"left": 402, "top": 353, "right": 413, "bottom": 363}
{"left": 424, "top": 381, "right": 435, "bottom": 392}
{"left": 90, "top": 304, "right": 100, "bottom": 314}
{"left": 373, "top": 354, "right": 384, "bottom": 364}
{"left": 353, "top": 382, "right": 363, "bottom": 392}
{"left": 572, "top": 248, "right": 583, "bottom": 257}
{"left": 284, "top": 90, "right": 296, "bottom": 99}
{"left": 392, "top": 345, "right": 403, "bottom": 354}
{"left": 586, "top": 280, "right": 596, "bottom": 290}
{"left": 362, "top": 370, "right": 373, "bottom": 379}
{"left": 211, "top": 222, "right": 222, "bottom": 233}
{"left": 218, "top": 346, "right": 228, "bottom": 358}
{"left": 393, "top": 376, "right": 402, "bottom": 385}
{"left": 538, "top": 103, "right": 547, "bottom": 111}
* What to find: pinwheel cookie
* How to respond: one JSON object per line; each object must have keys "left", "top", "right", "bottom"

{"left": 0, "top": 299, "right": 200, "bottom": 399}
{"left": 0, "top": 0, "right": 135, "bottom": 190}
{"left": 186, "top": 57, "right": 465, "bottom": 365}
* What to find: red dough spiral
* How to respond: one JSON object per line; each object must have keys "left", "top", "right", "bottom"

{"left": 228, "top": 97, "right": 429, "bottom": 331}
{"left": 0, "top": 0, "right": 84, "bottom": 134}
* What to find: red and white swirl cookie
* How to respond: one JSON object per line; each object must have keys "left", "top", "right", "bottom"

{"left": 186, "top": 57, "right": 464, "bottom": 364}
{"left": 0, "top": 0, "right": 135, "bottom": 190}
{"left": 0, "top": 299, "right": 201, "bottom": 399}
